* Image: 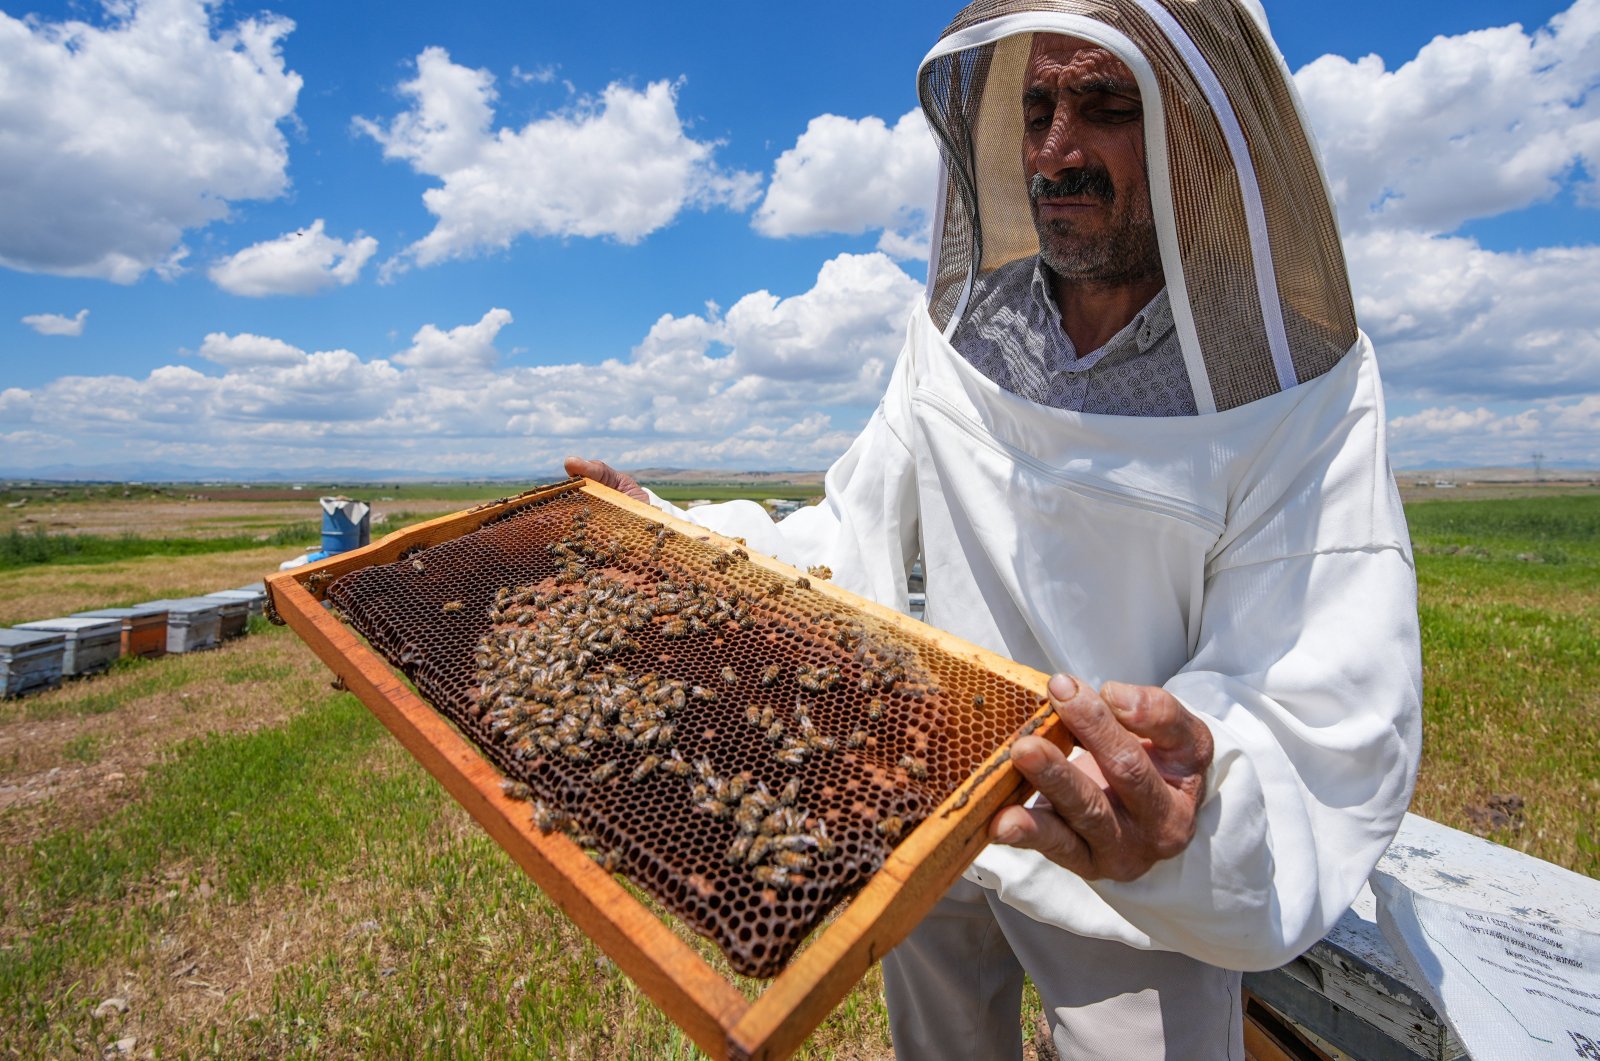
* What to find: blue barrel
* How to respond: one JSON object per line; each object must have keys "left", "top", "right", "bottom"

{"left": 319, "top": 497, "right": 371, "bottom": 556}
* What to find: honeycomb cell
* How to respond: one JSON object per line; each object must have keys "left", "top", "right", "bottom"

{"left": 326, "top": 486, "right": 1045, "bottom": 978}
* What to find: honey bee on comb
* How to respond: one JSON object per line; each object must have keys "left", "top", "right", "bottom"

{"left": 319, "top": 484, "right": 1046, "bottom": 980}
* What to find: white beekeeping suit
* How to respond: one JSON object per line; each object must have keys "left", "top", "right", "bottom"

{"left": 655, "top": 0, "right": 1421, "bottom": 1050}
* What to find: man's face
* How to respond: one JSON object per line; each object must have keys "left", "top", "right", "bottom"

{"left": 1022, "top": 34, "right": 1161, "bottom": 287}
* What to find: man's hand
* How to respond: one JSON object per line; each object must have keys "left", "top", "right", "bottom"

{"left": 990, "top": 674, "right": 1212, "bottom": 882}
{"left": 563, "top": 456, "right": 648, "bottom": 502}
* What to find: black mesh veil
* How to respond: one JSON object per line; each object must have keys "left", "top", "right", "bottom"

{"left": 918, "top": 0, "right": 1358, "bottom": 412}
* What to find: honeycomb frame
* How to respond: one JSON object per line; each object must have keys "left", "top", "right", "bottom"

{"left": 265, "top": 478, "right": 1068, "bottom": 1061}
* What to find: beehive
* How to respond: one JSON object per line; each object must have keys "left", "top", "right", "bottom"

{"left": 72, "top": 605, "right": 169, "bottom": 659}
{"left": 210, "top": 584, "right": 268, "bottom": 618}
{"left": 204, "top": 596, "right": 251, "bottom": 639}
{"left": 141, "top": 598, "right": 223, "bottom": 653}
{"left": 267, "top": 479, "right": 1067, "bottom": 1059}
{"left": 0, "top": 628, "right": 66, "bottom": 698}
{"left": 14, "top": 617, "right": 123, "bottom": 676}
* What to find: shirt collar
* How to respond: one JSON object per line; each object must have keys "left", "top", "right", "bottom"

{"left": 1028, "top": 257, "right": 1175, "bottom": 357}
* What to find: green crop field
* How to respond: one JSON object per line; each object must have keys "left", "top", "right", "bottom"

{"left": 0, "top": 488, "right": 1594, "bottom": 1057}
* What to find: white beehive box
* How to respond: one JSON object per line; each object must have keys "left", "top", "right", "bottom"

{"left": 140, "top": 598, "right": 224, "bottom": 653}
{"left": 0, "top": 628, "right": 67, "bottom": 697}
{"left": 14, "top": 617, "right": 123, "bottom": 676}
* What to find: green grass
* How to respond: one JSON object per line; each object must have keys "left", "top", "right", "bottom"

{"left": 644, "top": 483, "right": 823, "bottom": 504}
{"left": 0, "top": 524, "right": 319, "bottom": 572}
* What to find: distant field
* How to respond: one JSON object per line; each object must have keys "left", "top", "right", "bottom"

{"left": 0, "top": 487, "right": 1594, "bottom": 1056}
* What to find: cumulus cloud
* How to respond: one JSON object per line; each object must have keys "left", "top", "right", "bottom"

{"left": 754, "top": 110, "right": 938, "bottom": 260}
{"left": 208, "top": 221, "right": 378, "bottom": 296}
{"left": 356, "top": 48, "right": 761, "bottom": 271}
{"left": 1295, "top": 0, "right": 1600, "bottom": 236}
{"left": 0, "top": 254, "right": 921, "bottom": 474}
{"left": 22, "top": 309, "right": 89, "bottom": 336}
{"left": 1387, "top": 395, "right": 1600, "bottom": 468}
{"left": 0, "top": 0, "right": 302, "bottom": 283}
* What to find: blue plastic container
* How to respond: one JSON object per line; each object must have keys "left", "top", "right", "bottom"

{"left": 319, "top": 497, "right": 371, "bottom": 556}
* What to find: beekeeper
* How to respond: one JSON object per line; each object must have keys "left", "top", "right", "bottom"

{"left": 569, "top": 0, "right": 1422, "bottom": 1056}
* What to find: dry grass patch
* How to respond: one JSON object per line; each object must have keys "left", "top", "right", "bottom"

{"left": 0, "top": 497, "right": 467, "bottom": 540}
{"left": 0, "top": 546, "right": 286, "bottom": 624}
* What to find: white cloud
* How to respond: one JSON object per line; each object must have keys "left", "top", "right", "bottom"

{"left": 0, "top": 0, "right": 302, "bottom": 283}
{"left": 1388, "top": 395, "right": 1600, "bottom": 468}
{"left": 392, "top": 308, "right": 513, "bottom": 373}
{"left": 753, "top": 110, "right": 938, "bottom": 260}
{"left": 208, "top": 220, "right": 378, "bottom": 296}
{"left": 0, "top": 253, "right": 922, "bottom": 474}
{"left": 199, "top": 332, "right": 309, "bottom": 369}
{"left": 1295, "top": 0, "right": 1600, "bottom": 237}
{"left": 356, "top": 48, "right": 761, "bottom": 271}
{"left": 21, "top": 309, "right": 89, "bottom": 336}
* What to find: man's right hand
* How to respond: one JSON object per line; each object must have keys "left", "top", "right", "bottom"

{"left": 563, "top": 456, "right": 648, "bottom": 502}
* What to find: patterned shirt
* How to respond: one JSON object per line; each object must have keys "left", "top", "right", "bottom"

{"left": 948, "top": 256, "right": 1196, "bottom": 416}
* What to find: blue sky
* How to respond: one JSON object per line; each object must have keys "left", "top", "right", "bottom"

{"left": 2, "top": 0, "right": 1597, "bottom": 477}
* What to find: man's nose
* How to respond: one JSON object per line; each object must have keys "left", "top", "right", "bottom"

{"left": 1034, "top": 108, "right": 1087, "bottom": 179}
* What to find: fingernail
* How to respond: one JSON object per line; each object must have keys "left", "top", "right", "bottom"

{"left": 1047, "top": 673, "right": 1077, "bottom": 701}
{"left": 1102, "top": 681, "right": 1132, "bottom": 715}
{"left": 995, "top": 822, "right": 1020, "bottom": 844}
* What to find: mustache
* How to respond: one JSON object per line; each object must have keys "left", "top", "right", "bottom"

{"left": 1029, "top": 169, "right": 1115, "bottom": 203}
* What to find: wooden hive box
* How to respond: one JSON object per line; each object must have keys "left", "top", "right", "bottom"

{"left": 209, "top": 585, "right": 268, "bottom": 618}
{"left": 140, "top": 599, "right": 223, "bottom": 653}
{"left": 73, "top": 606, "right": 170, "bottom": 659}
{"left": 14, "top": 617, "right": 123, "bottom": 676}
{"left": 203, "top": 596, "right": 251, "bottom": 639}
{"left": 0, "top": 628, "right": 67, "bottom": 698}
{"left": 266, "top": 478, "right": 1071, "bottom": 1060}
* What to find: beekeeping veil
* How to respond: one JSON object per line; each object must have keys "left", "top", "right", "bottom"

{"left": 919, "top": 0, "right": 1356, "bottom": 413}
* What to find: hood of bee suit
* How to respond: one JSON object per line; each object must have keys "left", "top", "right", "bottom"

{"left": 918, "top": 0, "right": 1357, "bottom": 413}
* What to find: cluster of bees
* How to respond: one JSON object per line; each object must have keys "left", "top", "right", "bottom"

{"left": 470, "top": 507, "right": 948, "bottom": 895}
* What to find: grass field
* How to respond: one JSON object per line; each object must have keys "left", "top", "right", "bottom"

{"left": 0, "top": 486, "right": 1594, "bottom": 1057}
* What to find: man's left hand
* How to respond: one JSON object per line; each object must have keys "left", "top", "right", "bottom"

{"left": 990, "top": 674, "right": 1212, "bottom": 882}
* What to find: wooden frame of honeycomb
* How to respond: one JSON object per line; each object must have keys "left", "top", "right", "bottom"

{"left": 265, "top": 478, "right": 1067, "bottom": 1060}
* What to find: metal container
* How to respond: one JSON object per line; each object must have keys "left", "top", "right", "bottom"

{"left": 206, "top": 585, "right": 267, "bottom": 619}
{"left": 139, "top": 598, "right": 224, "bottom": 653}
{"left": 14, "top": 617, "right": 123, "bottom": 676}
{"left": 0, "top": 628, "right": 67, "bottom": 697}
{"left": 72, "top": 605, "right": 170, "bottom": 659}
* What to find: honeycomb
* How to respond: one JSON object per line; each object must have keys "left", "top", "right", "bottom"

{"left": 324, "top": 482, "right": 1046, "bottom": 978}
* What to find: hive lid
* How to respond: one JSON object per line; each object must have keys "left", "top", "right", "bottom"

{"left": 0, "top": 628, "right": 67, "bottom": 648}
{"left": 74, "top": 604, "right": 170, "bottom": 619}
{"left": 15, "top": 617, "right": 123, "bottom": 636}
{"left": 140, "top": 598, "right": 224, "bottom": 614}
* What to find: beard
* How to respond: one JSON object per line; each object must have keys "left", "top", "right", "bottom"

{"left": 1029, "top": 170, "right": 1162, "bottom": 288}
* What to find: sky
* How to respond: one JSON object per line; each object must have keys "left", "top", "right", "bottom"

{"left": 1, "top": 0, "right": 1596, "bottom": 478}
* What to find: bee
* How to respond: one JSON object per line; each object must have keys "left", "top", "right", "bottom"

{"left": 867, "top": 700, "right": 885, "bottom": 721}
{"left": 595, "top": 848, "right": 623, "bottom": 873}
{"left": 847, "top": 729, "right": 868, "bottom": 748}
{"left": 500, "top": 780, "right": 532, "bottom": 801}
{"left": 775, "top": 746, "right": 808, "bottom": 766}
{"left": 631, "top": 755, "right": 660, "bottom": 782}
{"left": 694, "top": 798, "right": 730, "bottom": 819}
{"left": 726, "top": 834, "right": 754, "bottom": 863}
{"left": 765, "top": 583, "right": 785, "bottom": 597}
{"left": 661, "top": 619, "right": 689, "bottom": 639}
{"left": 662, "top": 753, "right": 693, "bottom": 778}
{"left": 632, "top": 724, "right": 660, "bottom": 747}
{"left": 532, "top": 800, "right": 562, "bottom": 833}
{"left": 695, "top": 758, "right": 719, "bottom": 782}
{"left": 691, "top": 685, "right": 718, "bottom": 703}
{"left": 721, "top": 666, "right": 739, "bottom": 686}
{"left": 809, "top": 734, "right": 838, "bottom": 753}
{"left": 973, "top": 693, "right": 986, "bottom": 709}
{"left": 732, "top": 547, "right": 749, "bottom": 560}
{"left": 807, "top": 565, "right": 832, "bottom": 580}
{"left": 795, "top": 666, "right": 822, "bottom": 693}
{"left": 442, "top": 601, "right": 465, "bottom": 613}
{"left": 795, "top": 576, "right": 810, "bottom": 590}
{"left": 745, "top": 704, "right": 762, "bottom": 726}
{"left": 773, "top": 849, "right": 813, "bottom": 871}
{"left": 305, "top": 569, "right": 333, "bottom": 591}
{"left": 759, "top": 705, "right": 775, "bottom": 728}
{"left": 753, "top": 864, "right": 801, "bottom": 889}
{"left": 591, "top": 761, "right": 619, "bottom": 784}
{"left": 899, "top": 755, "right": 929, "bottom": 780}
{"left": 877, "top": 815, "right": 905, "bottom": 841}
{"left": 655, "top": 722, "right": 676, "bottom": 746}
{"left": 411, "top": 558, "right": 426, "bottom": 574}
{"left": 560, "top": 743, "right": 591, "bottom": 762}
{"left": 857, "top": 674, "right": 877, "bottom": 693}
{"left": 746, "top": 835, "right": 774, "bottom": 865}
{"left": 584, "top": 723, "right": 609, "bottom": 743}
{"left": 813, "top": 822, "right": 838, "bottom": 858}
{"left": 725, "top": 773, "right": 750, "bottom": 800}
{"left": 779, "top": 777, "right": 801, "bottom": 806}
{"left": 766, "top": 721, "right": 786, "bottom": 744}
